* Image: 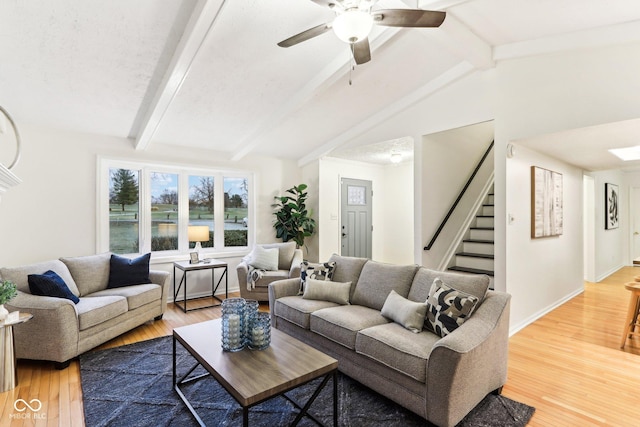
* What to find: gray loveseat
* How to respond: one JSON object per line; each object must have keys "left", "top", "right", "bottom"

{"left": 269, "top": 254, "right": 511, "bottom": 427}
{"left": 0, "top": 253, "right": 170, "bottom": 368}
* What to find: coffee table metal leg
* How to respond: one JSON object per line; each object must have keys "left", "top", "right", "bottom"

{"left": 243, "top": 407, "right": 249, "bottom": 427}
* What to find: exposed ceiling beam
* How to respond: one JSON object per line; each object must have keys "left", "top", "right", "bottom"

{"left": 133, "top": 0, "right": 227, "bottom": 151}
{"left": 494, "top": 19, "right": 640, "bottom": 61}
{"left": 297, "top": 61, "right": 476, "bottom": 166}
{"left": 432, "top": 13, "right": 494, "bottom": 69}
{"left": 230, "top": 28, "right": 402, "bottom": 162}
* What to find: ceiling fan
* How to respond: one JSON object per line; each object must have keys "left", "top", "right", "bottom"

{"left": 277, "top": 0, "right": 446, "bottom": 65}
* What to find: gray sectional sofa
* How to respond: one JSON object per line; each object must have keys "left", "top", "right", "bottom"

{"left": 0, "top": 253, "right": 170, "bottom": 368}
{"left": 269, "top": 254, "right": 511, "bottom": 427}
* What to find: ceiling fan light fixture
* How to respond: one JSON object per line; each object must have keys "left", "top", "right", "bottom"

{"left": 333, "top": 10, "right": 373, "bottom": 44}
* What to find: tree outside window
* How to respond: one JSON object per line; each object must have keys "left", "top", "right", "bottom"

{"left": 109, "top": 168, "right": 139, "bottom": 253}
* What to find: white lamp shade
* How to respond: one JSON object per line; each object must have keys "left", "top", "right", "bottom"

{"left": 188, "top": 225, "right": 210, "bottom": 242}
{"left": 332, "top": 10, "right": 373, "bottom": 44}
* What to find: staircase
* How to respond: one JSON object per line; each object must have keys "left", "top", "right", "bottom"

{"left": 448, "top": 190, "right": 494, "bottom": 278}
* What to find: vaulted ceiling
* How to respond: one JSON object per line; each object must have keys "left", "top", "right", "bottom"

{"left": 2, "top": 0, "right": 640, "bottom": 167}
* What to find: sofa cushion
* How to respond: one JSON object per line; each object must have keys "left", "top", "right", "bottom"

{"left": 303, "top": 279, "right": 351, "bottom": 305}
{"left": 380, "top": 290, "right": 427, "bottom": 333}
{"left": 408, "top": 267, "right": 489, "bottom": 306}
{"left": 253, "top": 270, "right": 290, "bottom": 288}
{"left": 356, "top": 322, "right": 440, "bottom": 383}
{"left": 425, "top": 278, "right": 479, "bottom": 337}
{"left": 75, "top": 296, "right": 128, "bottom": 330}
{"left": 300, "top": 261, "right": 336, "bottom": 294}
{"left": 28, "top": 270, "right": 80, "bottom": 304}
{"left": 350, "top": 261, "right": 419, "bottom": 311}
{"left": 310, "top": 305, "right": 389, "bottom": 350}
{"left": 0, "top": 260, "right": 80, "bottom": 296}
{"left": 61, "top": 253, "right": 111, "bottom": 296}
{"left": 87, "top": 284, "right": 161, "bottom": 310}
{"left": 261, "top": 242, "right": 297, "bottom": 270}
{"left": 275, "top": 296, "right": 339, "bottom": 329}
{"left": 327, "top": 254, "right": 368, "bottom": 294}
{"left": 247, "top": 245, "right": 279, "bottom": 271}
{"left": 108, "top": 253, "right": 151, "bottom": 288}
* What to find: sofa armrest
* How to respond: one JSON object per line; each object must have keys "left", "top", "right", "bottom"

{"left": 268, "top": 278, "right": 301, "bottom": 324}
{"left": 289, "top": 249, "right": 303, "bottom": 278}
{"left": 426, "top": 291, "right": 511, "bottom": 427}
{"left": 236, "top": 261, "right": 249, "bottom": 290}
{"left": 6, "top": 290, "right": 80, "bottom": 363}
{"left": 149, "top": 270, "right": 170, "bottom": 314}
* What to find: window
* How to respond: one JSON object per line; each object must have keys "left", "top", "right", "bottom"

{"left": 99, "top": 160, "right": 252, "bottom": 256}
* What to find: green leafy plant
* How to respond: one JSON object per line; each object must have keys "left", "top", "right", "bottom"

{"left": 0, "top": 280, "right": 17, "bottom": 305}
{"left": 272, "top": 184, "right": 316, "bottom": 249}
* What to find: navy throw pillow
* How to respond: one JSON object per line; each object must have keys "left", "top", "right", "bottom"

{"left": 28, "top": 270, "right": 80, "bottom": 304}
{"left": 108, "top": 253, "right": 151, "bottom": 288}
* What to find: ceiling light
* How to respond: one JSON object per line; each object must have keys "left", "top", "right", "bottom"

{"left": 332, "top": 10, "right": 373, "bottom": 44}
{"left": 609, "top": 146, "right": 640, "bottom": 161}
{"left": 390, "top": 152, "right": 402, "bottom": 164}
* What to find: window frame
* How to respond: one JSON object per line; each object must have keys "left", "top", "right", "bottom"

{"left": 97, "top": 157, "right": 254, "bottom": 260}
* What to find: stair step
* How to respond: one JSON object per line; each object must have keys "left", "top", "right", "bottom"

{"left": 463, "top": 239, "right": 494, "bottom": 244}
{"left": 448, "top": 266, "right": 494, "bottom": 276}
{"left": 470, "top": 227, "right": 494, "bottom": 230}
{"left": 483, "top": 204, "right": 494, "bottom": 207}
{"left": 456, "top": 252, "right": 494, "bottom": 259}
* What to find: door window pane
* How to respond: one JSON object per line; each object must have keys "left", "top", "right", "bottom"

{"left": 224, "top": 177, "right": 248, "bottom": 247}
{"left": 151, "top": 173, "right": 179, "bottom": 251}
{"left": 348, "top": 185, "right": 366, "bottom": 205}
{"left": 109, "top": 168, "right": 140, "bottom": 254}
{"left": 188, "top": 175, "right": 214, "bottom": 248}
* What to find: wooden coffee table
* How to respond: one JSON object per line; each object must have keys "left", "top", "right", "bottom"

{"left": 173, "top": 319, "right": 338, "bottom": 426}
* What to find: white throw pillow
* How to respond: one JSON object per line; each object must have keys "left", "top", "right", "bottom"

{"left": 302, "top": 278, "right": 351, "bottom": 305}
{"left": 248, "top": 245, "right": 279, "bottom": 271}
{"left": 381, "top": 290, "right": 428, "bottom": 333}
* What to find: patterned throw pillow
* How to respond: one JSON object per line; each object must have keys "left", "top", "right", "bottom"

{"left": 425, "top": 278, "right": 479, "bottom": 338}
{"left": 299, "top": 261, "right": 336, "bottom": 294}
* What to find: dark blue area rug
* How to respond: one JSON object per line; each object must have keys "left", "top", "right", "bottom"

{"left": 79, "top": 336, "right": 534, "bottom": 427}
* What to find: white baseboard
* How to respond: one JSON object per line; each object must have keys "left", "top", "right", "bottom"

{"left": 508, "top": 287, "right": 585, "bottom": 336}
{"left": 595, "top": 263, "right": 625, "bottom": 283}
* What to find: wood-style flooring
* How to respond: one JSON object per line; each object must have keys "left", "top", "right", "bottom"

{"left": 1, "top": 269, "right": 639, "bottom": 426}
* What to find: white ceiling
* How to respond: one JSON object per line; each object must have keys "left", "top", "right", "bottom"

{"left": 2, "top": 0, "right": 640, "bottom": 168}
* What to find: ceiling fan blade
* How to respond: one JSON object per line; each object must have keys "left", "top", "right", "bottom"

{"left": 372, "top": 9, "right": 446, "bottom": 28}
{"left": 352, "top": 38, "right": 371, "bottom": 65}
{"left": 277, "top": 23, "right": 332, "bottom": 48}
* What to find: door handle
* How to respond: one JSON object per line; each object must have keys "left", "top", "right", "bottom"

{"left": 342, "top": 233, "right": 347, "bottom": 237}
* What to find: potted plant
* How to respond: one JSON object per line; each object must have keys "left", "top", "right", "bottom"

{"left": 272, "top": 184, "right": 316, "bottom": 249}
{"left": 0, "top": 280, "right": 17, "bottom": 320}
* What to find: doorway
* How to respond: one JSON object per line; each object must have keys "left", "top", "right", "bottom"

{"left": 341, "top": 178, "right": 372, "bottom": 258}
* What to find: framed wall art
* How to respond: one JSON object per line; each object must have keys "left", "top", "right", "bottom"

{"left": 531, "top": 166, "right": 563, "bottom": 238}
{"left": 605, "top": 183, "right": 619, "bottom": 230}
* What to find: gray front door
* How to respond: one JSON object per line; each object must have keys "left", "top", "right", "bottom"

{"left": 341, "top": 178, "right": 372, "bottom": 258}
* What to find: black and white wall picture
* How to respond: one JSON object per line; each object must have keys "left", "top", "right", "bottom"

{"left": 605, "top": 183, "right": 619, "bottom": 230}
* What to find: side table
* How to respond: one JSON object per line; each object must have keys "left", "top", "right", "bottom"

{"left": 173, "top": 259, "right": 228, "bottom": 313}
{"left": 0, "top": 312, "right": 33, "bottom": 392}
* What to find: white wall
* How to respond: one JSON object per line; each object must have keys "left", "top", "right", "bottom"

{"left": 0, "top": 124, "right": 301, "bottom": 297}
{"left": 505, "top": 145, "right": 584, "bottom": 331}
{"left": 318, "top": 157, "right": 414, "bottom": 264}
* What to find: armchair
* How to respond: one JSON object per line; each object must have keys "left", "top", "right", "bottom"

{"left": 236, "top": 242, "right": 303, "bottom": 301}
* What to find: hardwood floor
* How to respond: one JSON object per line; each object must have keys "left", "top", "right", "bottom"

{"left": 1, "top": 270, "right": 639, "bottom": 426}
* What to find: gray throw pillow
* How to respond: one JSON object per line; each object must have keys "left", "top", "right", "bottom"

{"left": 425, "top": 278, "right": 479, "bottom": 337}
{"left": 381, "top": 290, "right": 428, "bottom": 333}
{"left": 302, "top": 278, "right": 351, "bottom": 305}
{"left": 248, "top": 246, "right": 279, "bottom": 271}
